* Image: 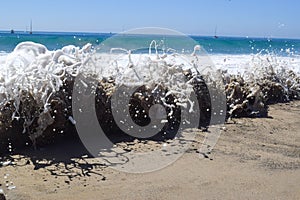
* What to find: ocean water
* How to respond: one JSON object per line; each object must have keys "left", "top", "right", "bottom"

{"left": 1, "top": 31, "right": 300, "bottom": 55}
{"left": 0, "top": 31, "right": 110, "bottom": 52}
{"left": 1, "top": 31, "right": 300, "bottom": 73}
{"left": 1, "top": 31, "right": 299, "bottom": 73}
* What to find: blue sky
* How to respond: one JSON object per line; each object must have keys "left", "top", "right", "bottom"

{"left": 0, "top": 0, "right": 299, "bottom": 38}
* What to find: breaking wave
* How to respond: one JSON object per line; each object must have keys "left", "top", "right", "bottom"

{"left": 0, "top": 39, "right": 299, "bottom": 152}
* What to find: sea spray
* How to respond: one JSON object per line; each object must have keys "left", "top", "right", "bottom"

{"left": 0, "top": 40, "right": 299, "bottom": 152}
{"left": 0, "top": 42, "right": 92, "bottom": 148}
{"left": 224, "top": 52, "right": 300, "bottom": 117}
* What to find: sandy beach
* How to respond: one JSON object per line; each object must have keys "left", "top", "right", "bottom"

{"left": 0, "top": 0, "right": 299, "bottom": 199}
{"left": 0, "top": 100, "right": 299, "bottom": 200}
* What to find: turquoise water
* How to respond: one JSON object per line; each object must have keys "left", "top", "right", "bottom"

{"left": 0, "top": 31, "right": 300, "bottom": 56}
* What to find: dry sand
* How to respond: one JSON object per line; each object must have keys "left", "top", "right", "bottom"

{"left": 0, "top": 101, "right": 300, "bottom": 200}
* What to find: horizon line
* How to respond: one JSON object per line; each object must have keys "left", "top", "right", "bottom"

{"left": 0, "top": 29, "right": 299, "bottom": 40}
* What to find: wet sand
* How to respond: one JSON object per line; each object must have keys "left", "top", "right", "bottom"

{"left": 1, "top": 101, "right": 300, "bottom": 200}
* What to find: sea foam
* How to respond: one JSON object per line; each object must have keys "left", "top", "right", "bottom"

{"left": 0, "top": 42, "right": 92, "bottom": 141}
{"left": 0, "top": 41, "right": 300, "bottom": 150}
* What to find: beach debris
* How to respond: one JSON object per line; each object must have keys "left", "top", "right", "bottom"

{"left": 0, "top": 188, "right": 6, "bottom": 200}
{"left": 2, "top": 174, "right": 16, "bottom": 190}
{"left": 0, "top": 161, "right": 12, "bottom": 167}
{"left": 3, "top": 174, "right": 8, "bottom": 179}
{"left": 7, "top": 185, "right": 16, "bottom": 190}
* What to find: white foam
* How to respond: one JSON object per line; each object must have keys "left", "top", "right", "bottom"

{"left": 1, "top": 41, "right": 299, "bottom": 141}
{"left": 0, "top": 53, "right": 7, "bottom": 67}
{"left": 1, "top": 41, "right": 222, "bottom": 140}
{"left": 0, "top": 42, "right": 92, "bottom": 139}
{"left": 211, "top": 54, "right": 300, "bottom": 75}
{"left": 85, "top": 48, "right": 215, "bottom": 115}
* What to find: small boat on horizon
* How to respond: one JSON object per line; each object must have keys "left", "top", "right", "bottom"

{"left": 214, "top": 26, "right": 218, "bottom": 39}
{"left": 29, "top": 20, "right": 32, "bottom": 34}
